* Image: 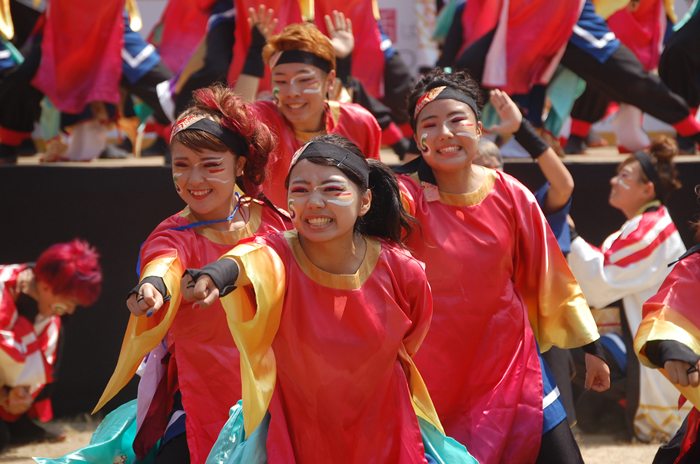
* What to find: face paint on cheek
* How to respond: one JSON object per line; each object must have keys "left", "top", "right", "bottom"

{"left": 273, "top": 88, "right": 280, "bottom": 106}
{"left": 173, "top": 175, "right": 182, "bottom": 193}
{"left": 455, "top": 131, "right": 478, "bottom": 140}
{"left": 302, "top": 82, "right": 321, "bottom": 94}
{"left": 288, "top": 199, "right": 297, "bottom": 219}
{"left": 205, "top": 177, "right": 231, "bottom": 184}
{"left": 617, "top": 178, "right": 631, "bottom": 189}
{"left": 420, "top": 133, "right": 430, "bottom": 156}
{"left": 327, "top": 191, "right": 354, "bottom": 206}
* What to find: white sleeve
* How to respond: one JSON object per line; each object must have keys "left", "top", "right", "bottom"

{"left": 568, "top": 211, "right": 686, "bottom": 308}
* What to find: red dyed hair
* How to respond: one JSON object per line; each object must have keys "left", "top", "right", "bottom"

{"left": 172, "top": 84, "right": 276, "bottom": 199}
{"left": 34, "top": 239, "right": 102, "bottom": 307}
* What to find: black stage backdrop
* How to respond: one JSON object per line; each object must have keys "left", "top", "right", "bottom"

{"left": 0, "top": 161, "right": 698, "bottom": 417}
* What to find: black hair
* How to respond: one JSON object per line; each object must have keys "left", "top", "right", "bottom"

{"left": 285, "top": 134, "right": 419, "bottom": 246}
{"left": 407, "top": 68, "right": 484, "bottom": 131}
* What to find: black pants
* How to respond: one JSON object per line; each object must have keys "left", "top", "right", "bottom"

{"left": 658, "top": 11, "right": 700, "bottom": 110}
{"left": 563, "top": 42, "right": 692, "bottom": 126}
{"left": 121, "top": 60, "right": 174, "bottom": 126}
{"left": 175, "top": 20, "right": 235, "bottom": 115}
{"left": 154, "top": 432, "right": 190, "bottom": 464}
{"left": 542, "top": 346, "right": 577, "bottom": 426}
{"left": 653, "top": 413, "right": 687, "bottom": 464}
{"left": 535, "top": 419, "right": 585, "bottom": 464}
{"left": 380, "top": 52, "right": 415, "bottom": 125}
{"left": 0, "top": 33, "right": 44, "bottom": 135}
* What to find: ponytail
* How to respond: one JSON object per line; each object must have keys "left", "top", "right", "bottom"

{"left": 358, "top": 159, "right": 419, "bottom": 247}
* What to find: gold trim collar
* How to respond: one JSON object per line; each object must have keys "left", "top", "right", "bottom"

{"left": 283, "top": 230, "right": 381, "bottom": 289}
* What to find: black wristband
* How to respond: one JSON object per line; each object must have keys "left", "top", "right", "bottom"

{"left": 336, "top": 52, "right": 352, "bottom": 87}
{"left": 645, "top": 340, "right": 700, "bottom": 368}
{"left": 184, "top": 259, "right": 239, "bottom": 298}
{"left": 514, "top": 119, "right": 549, "bottom": 159}
{"left": 582, "top": 339, "right": 608, "bottom": 364}
{"left": 128, "top": 276, "right": 170, "bottom": 302}
{"left": 242, "top": 27, "right": 267, "bottom": 78}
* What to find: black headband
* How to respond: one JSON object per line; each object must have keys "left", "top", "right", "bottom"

{"left": 170, "top": 116, "right": 249, "bottom": 157}
{"left": 290, "top": 141, "right": 369, "bottom": 185}
{"left": 270, "top": 49, "right": 332, "bottom": 74}
{"left": 413, "top": 86, "right": 480, "bottom": 124}
{"left": 633, "top": 150, "right": 666, "bottom": 203}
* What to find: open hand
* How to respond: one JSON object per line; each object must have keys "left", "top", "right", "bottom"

{"left": 325, "top": 10, "right": 353, "bottom": 58}
{"left": 488, "top": 89, "right": 523, "bottom": 135}
{"left": 127, "top": 283, "right": 164, "bottom": 317}
{"left": 248, "top": 5, "right": 278, "bottom": 41}
{"left": 180, "top": 272, "right": 219, "bottom": 309}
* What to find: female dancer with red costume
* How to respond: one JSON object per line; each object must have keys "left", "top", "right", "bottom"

{"left": 635, "top": 207, "right": 700, "bottom": 463}
{"left": 93, "top": 85, "right": 290, "bottom": 464}
{"left": 183, "top": 134, "right": 477, "bottom": 463}
{"left": 234, "top": 16, "right": 382, "bottom": 208}
{"left": 394, "top": 69, "right": 610, "bottom": 464}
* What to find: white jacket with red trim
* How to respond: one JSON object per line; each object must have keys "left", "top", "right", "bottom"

{"left": 0, "top": 264, "right": 60, "bottom": 393}
{"left": 568, "top": 205, "right": 688, "bottom": 442}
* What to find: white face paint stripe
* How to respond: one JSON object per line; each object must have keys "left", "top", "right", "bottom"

{"left": 327, "top": 198, "right": 354, "bottom": 206}
{"left": 290, "top": 71, "right": 317, "bottom": 84}
{"left": 192, "top": 157, "right": 225, "bottom": 168}
{"left": 205, "top": 177, "right": 231, "bottom": 184}
{"left": 617, "top": 178, "right": 631, "bottom": 189}
{"left": 456, "top": 132, "right": 478, "bottom": 139}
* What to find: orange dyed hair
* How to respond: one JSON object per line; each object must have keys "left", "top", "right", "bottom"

{"left": 263, "top": 23, "right": 336, "bottom": 73}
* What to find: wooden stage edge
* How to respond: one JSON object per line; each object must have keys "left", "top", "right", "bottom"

{"left": 12, "top": 146, "right": 700, "bottom": 168}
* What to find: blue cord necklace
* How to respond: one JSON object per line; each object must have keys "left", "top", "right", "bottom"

{"left": 169, "top": 191, "right": 242, "bottom": 231}
{"left": 136, "top": 191, "right": 242, "bottom": 276}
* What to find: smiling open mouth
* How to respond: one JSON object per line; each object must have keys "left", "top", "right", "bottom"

{"left": 307, "top": 217, "right": 332, "bottom": 226}
{"left": 190, "top": 189, "right": 212, "bottom": 198}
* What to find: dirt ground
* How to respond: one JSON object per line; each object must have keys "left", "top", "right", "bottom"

{"left": 0, "top": 419, "right": 663, "bottom": 463}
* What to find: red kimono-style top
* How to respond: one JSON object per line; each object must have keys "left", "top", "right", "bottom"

{"left": 636, "top": 246, "right": 700, "bottom": 459}
{"left": 96, "top": 200, "right": 290, "bottom": 464}
{"left": 399, "top": 168, "right": 598, "bottom": 464}
{"left": 251, "top": 100, "right": 381, "bottom": 209}
{"left": 219, "top": 230, "right": 441, "bottom": 463}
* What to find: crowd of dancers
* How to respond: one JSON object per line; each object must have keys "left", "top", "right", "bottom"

{"left": 1, "top": 1, "right": 700, "bottom": 463}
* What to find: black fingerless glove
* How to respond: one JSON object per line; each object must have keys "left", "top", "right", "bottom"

{"left": 184, "top": 259, "right": 240, "bottom": 297}
{"left": 514, "top": 119, "right": 549, "bottom": 160}
{"left": 242, "top": 26, "right": 267, "bottom": 78}
{"left": 645, "top": 340, "right": 700, "bottom": 368}
{"left": 128, "top": 276, "right": 170, "bottom": 302}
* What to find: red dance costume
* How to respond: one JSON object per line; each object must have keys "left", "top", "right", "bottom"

{"left": 220, "top": 230, "right": 439, "bottom": 462}
{"left": 96, "top": 201, "right": 289, "bottom": 464}
{"left": 399, "top": 168, "right": 598, "bottom": 464}
{"left": 252, "top": 100, "right": 381, "bottom": 208}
